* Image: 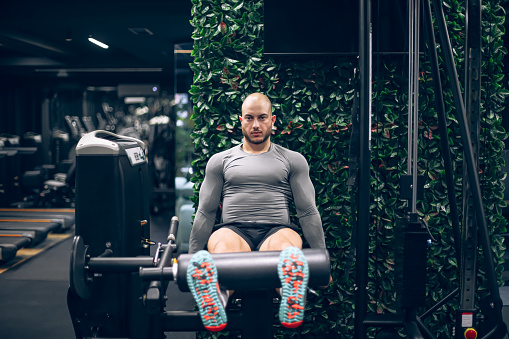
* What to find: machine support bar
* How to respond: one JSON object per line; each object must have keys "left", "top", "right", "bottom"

{"left": 457, "top": 0, "right": 482, "bottom": 336}
{"left": 422, "top": 0, "right": 462, "bottom": 265}
{"left": 353, "top": 0, "right": 371, "bottom": 337}
{"left": 431, "top": 0, "right": 501, "bottom": 303}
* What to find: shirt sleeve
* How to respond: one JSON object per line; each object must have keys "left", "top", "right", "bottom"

{"left": 188, "top": 153, "right": 224, "bottom": 253}
{"left": 288, "top": 152, "right": 326, "bottom": 249}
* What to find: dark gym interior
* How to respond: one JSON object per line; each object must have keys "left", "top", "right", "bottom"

{"left": 0, "top": 1, "right": 197, "bottom": 338}
{"left": 1, "top": 0, "right": 509, "bottom": 338}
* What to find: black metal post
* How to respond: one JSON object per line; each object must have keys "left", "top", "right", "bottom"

{"left": 422, "top": 0, "right": 462, "bottom": 265}
{"left": 431, "top": 1, "right": 505, "bottom": 337}
{"left": 456, "top": 0, "right": 481, "bottom": 336}
{"left": 431, "top": 0, "right": 502, "bottom": 311}
{"left": 354, "top": 0, "right": 371, "bottom": 337}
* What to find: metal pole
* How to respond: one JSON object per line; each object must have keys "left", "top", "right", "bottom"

{"left": 411, "top": 0, "right": 420, "bottom": 214}
{"left": 407, "top": 0, "right": 420, "bottom": 214}
{"left": 456, "top": 0, "right": 481, "bottom": 336}
{"left": 422, "top": 0, "right": 462, "bottom": 267}
{"left": 431, "top": 0, "right": 501, "bottom": 306}
{"left": 354, "top": 0, "right": 371, "bottom": 337}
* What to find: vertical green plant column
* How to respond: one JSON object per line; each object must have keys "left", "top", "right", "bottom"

{"left": 189, "top": 0, "right": 508, "bottom": 337}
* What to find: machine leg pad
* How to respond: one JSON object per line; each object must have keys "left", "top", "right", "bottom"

{"left": 187, "top": 250, "right": 227, "bottom": 332}
{"left": 278, "top": 246, "right": 309, "bottom": 328}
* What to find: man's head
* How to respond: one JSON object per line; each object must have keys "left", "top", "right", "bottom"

{"left": 239, "top": 93, "right": 276, "bottom": 149}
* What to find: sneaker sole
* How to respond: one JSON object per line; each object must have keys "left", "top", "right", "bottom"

{"left": 278, "top": 246, "right": 309, "bottom": 328}
{"left": 186, "top": 250, "right": 227, "bottom": 332}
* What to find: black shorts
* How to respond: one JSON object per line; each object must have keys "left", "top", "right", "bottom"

{"left": 212, "top": 222, "right": 299, "bottom": 251}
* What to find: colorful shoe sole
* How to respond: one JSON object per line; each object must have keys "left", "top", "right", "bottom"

{"left": 278, "top": 246, "right": 309, "bottom": 328}
{"left": 186, "top": 250, "right": 227, "bottom": 332}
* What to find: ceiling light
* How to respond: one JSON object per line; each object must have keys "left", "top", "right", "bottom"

{"left": 88, "top": 36, "right": 109, "bottom": 49}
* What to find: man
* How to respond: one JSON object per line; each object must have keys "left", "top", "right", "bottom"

{"left": 186, "top": 93, "right": 327, "bottom": 332}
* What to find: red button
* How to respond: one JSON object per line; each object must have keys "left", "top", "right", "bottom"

{"left": 464, "top": 328, "right": 477, "bottom": 339}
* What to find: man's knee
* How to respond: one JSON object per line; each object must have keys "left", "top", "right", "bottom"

{"left": 260, "top": 228, "right": 302, "bottom": 251}
{"left": 268, "top": 241, "right": 298, "bottom": 251}
{"left": 207, "top": 228, "right": 251, "bottom": 253}
{"left": 209, "top": 240, "right": 240, "bottom": 253}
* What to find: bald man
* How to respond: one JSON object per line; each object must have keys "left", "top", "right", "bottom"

{"left": 186, "top": 93, "right": 326, "bottom": 331}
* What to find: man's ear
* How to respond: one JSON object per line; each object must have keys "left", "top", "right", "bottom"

{"left": 239, "top": 115, "right": 243, "bottom": 123}
{"left": 272, "top": 115, "right": 276, "bottom": 124}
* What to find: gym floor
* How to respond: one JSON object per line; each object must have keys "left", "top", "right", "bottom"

{"left": 0, "top": 210, "right": 196, "bottom": 339}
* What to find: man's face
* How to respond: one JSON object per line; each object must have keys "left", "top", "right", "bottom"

{"left": 240, "top": 99, "right": 275, "bottom": 145}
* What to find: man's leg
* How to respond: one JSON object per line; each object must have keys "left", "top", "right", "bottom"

{"left": 208, "top": 228, "right": 251, "bottom": 305}
{"left": 277, "top": 246, "right": 309, "bottom": 328}
{"left": 258, "top": 228, "right": 302, "bottom": 251}
{"left": 187, "top": 228, "right": 251, "bottom": 332}
{"left": 187, "top": 227, "right": 253, "bottom": 332}
{"left": 186, "top": 250, "right": 227, "bottom": 332}
{"left": 207, "top": 228, "right": 252, "bottom": 253}
{"left": 259, "top": 228, "right": 308, "bottom": 328}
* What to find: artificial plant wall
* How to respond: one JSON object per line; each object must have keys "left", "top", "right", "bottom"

{"left": 189, "top": 0, "right": 508, "bottom": 337}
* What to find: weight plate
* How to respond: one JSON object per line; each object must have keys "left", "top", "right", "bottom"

{"left": 69, "top": 235, "right": 91, "bottom": 299}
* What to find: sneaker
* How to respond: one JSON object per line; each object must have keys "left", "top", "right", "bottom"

{"left": 278, "top": 246, "right": 309, "bottom": 328}
{"left": 187, "top": 250, "right": 227, "bottom": 332}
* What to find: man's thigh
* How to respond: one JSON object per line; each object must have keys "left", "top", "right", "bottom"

{"left": 258, "top": 227, "right": 302, "bottom": 251}
{"left": 207, "top": 227, "right": 252, "bottom": 253}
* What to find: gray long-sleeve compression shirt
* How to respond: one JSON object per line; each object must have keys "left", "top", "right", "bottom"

{"left": 188, "top": 143, "right": 326, "bottom": 253}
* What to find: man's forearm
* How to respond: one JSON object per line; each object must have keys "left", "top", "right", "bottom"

{"left": 188, "top": 209, "right": 216, "bottom": 253}
{"left": 299, "top": 212, "right": 326, "bottom": 249}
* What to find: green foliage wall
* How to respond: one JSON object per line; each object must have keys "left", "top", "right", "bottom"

{"left": 189, "top": 0, "right": 508, "bottom": 337}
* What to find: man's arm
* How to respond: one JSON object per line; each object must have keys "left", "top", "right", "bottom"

{"left": 188, "top": 154, "right": 224, "bottom": 253}
{"left": 289, "top": 153, "right": 326, "bottom": 249}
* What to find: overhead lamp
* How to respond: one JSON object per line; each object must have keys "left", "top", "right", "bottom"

{"left": 88, "top": 36, "right": 109, "bottom": 49}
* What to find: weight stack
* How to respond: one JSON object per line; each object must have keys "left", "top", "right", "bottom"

{"left": 72, "top": 130, "right": 151, "bottom": 338}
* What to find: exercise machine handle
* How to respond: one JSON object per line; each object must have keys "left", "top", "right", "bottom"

{"left": 167, "top": 216, "right": 179, "bottom": 242}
